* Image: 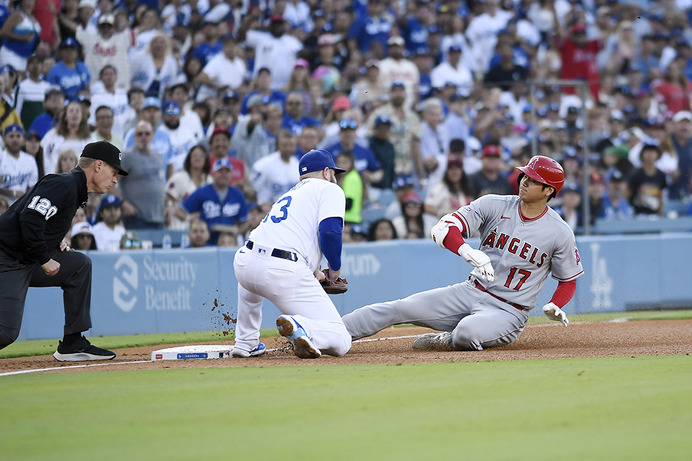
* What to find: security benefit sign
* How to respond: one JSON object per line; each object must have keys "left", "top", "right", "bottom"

{"left": 102, "top": 250, "right": 220, "bottom": 335}
{"left": 114, "top": 253, "right": 200, "bottom": 312}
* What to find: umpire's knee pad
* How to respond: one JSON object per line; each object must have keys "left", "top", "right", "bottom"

{"left": 0, "top": 327, "right": 20, "bottom": 350}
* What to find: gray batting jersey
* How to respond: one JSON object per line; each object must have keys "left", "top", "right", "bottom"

{"left": 449, "top": 194, "right": 584, "bottom": 309}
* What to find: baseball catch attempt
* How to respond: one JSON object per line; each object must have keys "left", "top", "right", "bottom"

{"left": 342, "top": 155, "right": 584, "bottom": 351}
{"left": 233, "top": 149, "right": 352, "bottom": 359}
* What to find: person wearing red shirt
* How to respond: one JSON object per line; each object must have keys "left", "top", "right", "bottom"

{"left": 651, "top": 60, "right": 692, "bottom": 114}
{"left": 558, "top": 23, "right": 602, "bottom": 100}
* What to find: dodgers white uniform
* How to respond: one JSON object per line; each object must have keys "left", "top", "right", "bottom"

{"left": 0, "top": 149, "right": 38, "bottom": 203}
{"left": 233, "top": 178, "right": 351, "bottom": 356}
{"left": 343, "top": 194, "right": 584, "bottom": 350}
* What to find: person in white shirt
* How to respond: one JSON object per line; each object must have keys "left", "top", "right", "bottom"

{"left": 195, "top": 35, "right": 247, "bottom": 102}
{"left": 239, "top": 14, "right": 303, "bottom": 91}
{"left": 88, "top": 64, "right": 129, "bottom": 138}
{"left": 251, "top": 130, "right": 300, "bottom": 206}
{"left": 430, "top": 45, "right": 474, "bottom": 97}
{"left": 129, "top": 32, "right": 178, "bottom": 100}
{"left": 464, "top": 0, "right": 513, "bottom": 73}
{"left": 168, "top": 81, "right": 205, "bottom": 142}
{"left": 377, "top": 36, "right": 419, "bottom": 110}
{"left": 158, "top": 100, "right": 198, "bottom": 178}
{"left": 419, "top": 98, "right": 451, "bottom": 191}
{"left": 90, "top": 193, "right": 126, "bottom": 252}
{"left": 15, "top": 55, "right": 51, "bottom": 130}
{"left": 0, "top": 124, "right": 38, "bottom": 203}
{"left": 76, "top": 13, "right": 132, "bottom": 91}
{"left": 40, "top": 101, "right": 96, "bottom": 174}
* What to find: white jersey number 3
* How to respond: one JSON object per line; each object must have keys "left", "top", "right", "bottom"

{"left": 27, "top": 196, "right": 58, "bottom": 221}
{"left": 264, "top": 196, "right": 292, "bottom": 223}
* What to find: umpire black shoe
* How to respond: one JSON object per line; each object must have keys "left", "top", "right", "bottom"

{"left": 53, "top": 336, "right": 116, "bottom": 362}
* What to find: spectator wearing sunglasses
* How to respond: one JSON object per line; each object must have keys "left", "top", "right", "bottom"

{"left": 280, "top": 91, "right": 320, "bottom": 136}
{"left": 116, "top": 120, "right": 166, "bottom": 230}
{"left": 119, "top": 230, "right": 142, "bottom": 250}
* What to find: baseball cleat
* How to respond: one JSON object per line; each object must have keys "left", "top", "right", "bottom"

{"left": 412, "top": 332, "right": 454, "bottom": 351}
{"left": 231, "top": 342, "right": 267, "bottom": 358}
{"left": 53, "top": 336, "right": 116, "bottom": 361}
{"left": 276, "top": 315, "right": 321, "bottom": 359}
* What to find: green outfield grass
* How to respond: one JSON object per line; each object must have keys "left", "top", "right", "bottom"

{"left": 1, "top": 355, "right": 690, "bottom": 460}
{"left": 2, "top": 309, "right": 691, "bottom": 359}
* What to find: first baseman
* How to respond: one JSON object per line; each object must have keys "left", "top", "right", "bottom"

{"left": 0, "top": 141, "right": 127, "bottom": 361}
{"left": 232, "top": 149, "right": 352, "bottom": 359}
{"left": 343, "top": 155, "right": 584, "bottom": 351}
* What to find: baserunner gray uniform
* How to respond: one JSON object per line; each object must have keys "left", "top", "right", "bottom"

{"left": 343, "top": 194, "right": 584, "bottom": 350}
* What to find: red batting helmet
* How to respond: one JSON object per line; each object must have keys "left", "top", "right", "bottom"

{"left": 516, "top": 155, "right": 565, "bottom": 196}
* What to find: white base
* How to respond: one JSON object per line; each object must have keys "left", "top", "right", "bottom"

{"left": 151, "top": 345, "right": 235, "bottom": 361}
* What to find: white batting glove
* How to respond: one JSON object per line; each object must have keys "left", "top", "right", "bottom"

{"left": 459, "top": 243, "right": 495, "bottom": 282}
{"left": 543, "top": 302, "right": 569, "bottom": 326}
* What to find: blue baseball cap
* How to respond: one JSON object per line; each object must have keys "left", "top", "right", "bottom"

{"left": 142, "top": 97, "right": 161, "bottom": 110}
{"left": 391, "top": 81, "right": 406, "bottom": 90}
{"left": 392, "top": 175, "right": 414, "bottom": 190}
{"left": 299, "top": 149, "right": 346, "bottom": 175}
{"left": 99, "top": 194, "right": 122, "bottom": 211}
{"left": 212, "top": 157, "right": 233, "bottom": 172}
{"left": 374, "top": 115, "right": 392, "bottom": 126}
{"left": 0, "top": 64, "right": 15, "bottom": 75}
{"left": 4, "top": 124, "right": 23, "bottom": 136}
{"left": 60, "top": 37, "right": 79, "bottom": 49}
{"left": 162, "top": 100, "right": 180, "bottom": 115}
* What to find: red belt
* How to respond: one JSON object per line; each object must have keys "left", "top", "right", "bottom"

{"left": 473, "top": 280, "right": 528, "bottom": 311}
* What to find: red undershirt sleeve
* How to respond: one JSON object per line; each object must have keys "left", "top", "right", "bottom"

{"left": 442, "top": 220, "right": 466, "bottom": 255}
{"left": 549, "top": 280, "right": 576, "bottom": 308}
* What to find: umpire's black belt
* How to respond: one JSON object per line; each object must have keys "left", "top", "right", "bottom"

{"left": 246, "top": 241, "right": 298, "bottom": 262}
{"left": 473, "top": 279, "right": 528, "bottom": 311}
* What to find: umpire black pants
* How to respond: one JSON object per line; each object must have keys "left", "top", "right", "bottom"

{"left": 0, "top": 248, "right": 92, "bottom": 349}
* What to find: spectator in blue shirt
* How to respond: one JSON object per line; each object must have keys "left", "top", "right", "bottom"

{"left": 240, "top": 67, "right": 286, "bottom": 116}
{"left": 29, "top": 88, "right": 65, "bottom": 138}
{"left": 280, "top": 91, "right": 320, "bottom": 136}
{"left": 190, "top": 19, "right": 222, "bottom": 67}
{"left": 398, "top": 2, "right": 431, "bottom": 56}
{"left": 46, "top": 38, "right": 90, "bottom": 102}
{"left": 325, "top": 118, "right": 383, "bottom": 193}
{"left": 347, "top": 0, "right": 392, "bottom": 58}
{"left": 177, "top": 158, "right": 250, "bottom": 245}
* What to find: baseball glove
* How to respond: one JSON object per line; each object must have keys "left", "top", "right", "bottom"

{"left": 320, "top": 269, "right": 348, "bottom": 294}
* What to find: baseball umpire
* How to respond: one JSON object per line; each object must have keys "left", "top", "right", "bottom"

{"left": 0, "top": 141, "right": 128, "bottom": 361}
{"left": 343, "top": 155, "right": 584, "bottom": 351}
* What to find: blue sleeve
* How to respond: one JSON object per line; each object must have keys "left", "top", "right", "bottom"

{"left": 46, "top": 67, "right": 59, "bottom": 86}
{"left": 181, "top": 189, "right": 202, "bottom": 214}
{"left": 365, "top": 146, "right": 381, "bottom": 171}
{"left": 318, "top": 216, "right": 343, "bottom": 271}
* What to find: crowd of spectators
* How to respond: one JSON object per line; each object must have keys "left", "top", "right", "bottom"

{"left": 2, "top": 0, "right": 692, "bottom": 250}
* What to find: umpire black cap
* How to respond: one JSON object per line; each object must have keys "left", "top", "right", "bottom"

{"left": 81, "top": 141, "right": 129, "bottom": 176}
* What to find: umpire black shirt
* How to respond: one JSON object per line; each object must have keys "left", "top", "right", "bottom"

{"left": 0, "top": 167, "right": 88, "bottom": 265}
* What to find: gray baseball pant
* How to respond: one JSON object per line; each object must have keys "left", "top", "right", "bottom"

{"left": 342, "top": 280, "right": 529, "bottom": 350}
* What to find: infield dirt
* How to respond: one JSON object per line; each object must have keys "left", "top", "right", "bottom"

{"left": 1, "top": 318, "right": 691, "bottom": 374}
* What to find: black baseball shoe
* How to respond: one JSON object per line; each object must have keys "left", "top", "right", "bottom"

{"left": 53, "top": 336, "right": 116, "bottom": 362}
